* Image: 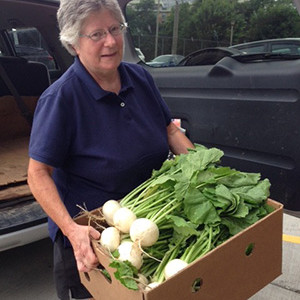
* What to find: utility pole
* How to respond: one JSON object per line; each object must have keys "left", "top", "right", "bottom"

{"left": 171, "top": 1, "right": 179, "bottom": 54}
{"left": 154, "top": 0, "right": 161, "bottom": 58}
{"left": 230, "top": 21, "right": 235, "bottom": 46}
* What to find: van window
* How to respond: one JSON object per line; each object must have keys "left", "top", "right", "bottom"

{"left": 7, "top": 27, "right": 57, "bottom": 70}
{"left": 0, "top": 34, "right": 10, "bottom": 56}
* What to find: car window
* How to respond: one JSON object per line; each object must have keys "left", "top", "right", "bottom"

{"left": 237, "top": 45, "right": 265, "bottom": 54}
{"left": 126, "top": 0, "right": 300, "bottom": 67}
{"left": 271, "top": 44, "right": 291, "bottom": 54}
{"left": 7, "top": 27, "right": 58, "bottom": 71}
{"left": 271, "top": 43, "right": 300, "bottom": 54}
{"left": 0, "top": 33, "right": 10, "bottom": 56}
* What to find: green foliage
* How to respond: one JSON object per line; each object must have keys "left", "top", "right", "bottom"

{"left": 126, "top": 0, "right": 300, "bottom": 57}
{"left": 190, "top": 0, "right": 237, "bottom": 41}
{"left": 126, "top": 0, "right": 157, "bottom": 59}
{"left": 109, "top": 260, "right": 139, "bottom": 290}
{"left": 248, "top": 3, "right": 300, "bottom": 40}
{"left": 126, "top": 0, "right": 156, "bottom": 36}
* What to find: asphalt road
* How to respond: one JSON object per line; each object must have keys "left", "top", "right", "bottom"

{"left": 0, "top": 237, "right": 58, "bottom": 300}
{"left": 249, "top": 212, "right": 300, "bottom": 300}
{"left": 0, "top": 212, "right": 299, "bottom": 300}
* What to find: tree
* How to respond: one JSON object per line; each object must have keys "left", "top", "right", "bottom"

{"left": 160, "top": 2, "right": 195, "bottom": 55}
{"left": 126, "top": 0, "right": 156, "bottom": 60}
{"left": 126, "top": 0, "right": 156, "bottom": 36}
{"left": 248, "top": 2, "right": 300, "bottom": 40}
{"left": 160, "top": 0, "right": 242, "bottom": 53}
{"left": 189, "top": 0, "right": 240, "bottom": 46}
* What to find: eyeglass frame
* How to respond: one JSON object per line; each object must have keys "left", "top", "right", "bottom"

{"left": 79, "top": 22, "right": 128, "bottom": 42}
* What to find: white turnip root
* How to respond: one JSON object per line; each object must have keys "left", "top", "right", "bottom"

{"left": 164, "top": 259, "right": 188, "bottom": 280}
{"left": 145, "top": 281, "right": 160, "bottom": 291}
{"left": 100, "top": 226, "right": 120, "bottom": 252}
{"left": 137, "top": 273, "right": 149, "bottom": 289}
{"left": 137, "top": 273, "right": 148, "bottom": 285}
{"left": 117, "top": 241, "right": 143, "bottom": 270}
{"left": 130, "top": 218, "right": 159, "bottom": 247}
{"left": 102, "top": 200, "right": 121, "bottom": 226}
{"left": 113, "top": 207, "right": 137, "bottom": 233}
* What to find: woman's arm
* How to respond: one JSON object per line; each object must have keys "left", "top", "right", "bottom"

{"left": 167, "top": 121, "right": 195, "bottom": 155}
{"left": 27, "top": 158, "right": 100, "bottom": 272}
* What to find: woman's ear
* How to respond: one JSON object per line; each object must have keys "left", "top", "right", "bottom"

{"left": 72, "top": 44, "right": 80, "bottom": 55}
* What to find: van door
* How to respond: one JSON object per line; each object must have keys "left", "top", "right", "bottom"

{"left": 122, "top": 0, "right": 300, "bottom": 211}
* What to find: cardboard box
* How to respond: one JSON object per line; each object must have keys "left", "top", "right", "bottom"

{"left": 76, "top": 199, "right": 283, "bottom": 300}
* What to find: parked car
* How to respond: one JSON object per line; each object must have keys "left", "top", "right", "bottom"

{"left": 178, "top": 47, "right": 242, "bottom": 66}
{"left": 135, "top": 47, "right": 145, "bottom": 62}
{"left": 230, "top": 38, "right": 300, "bottom": 55}
{"left": 146, "top": 54, "right": 184, "bottom": 67}
{"left": 0, "top": 0, "right": 300, "bottom": 253}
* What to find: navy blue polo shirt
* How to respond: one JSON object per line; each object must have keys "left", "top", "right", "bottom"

{"left": 29, "top": 57, "right": 171, "bottom": 242}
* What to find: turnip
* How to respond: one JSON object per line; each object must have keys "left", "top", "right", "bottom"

{"left": 100, "top": 227, "right": 120, "bottom": 252}
{"left": 130, "top": 218, "right": 159, "bottom": 247}
{"left": 137, "top": 273, "right": 148, "bottom": 285}
{"left": 113, "top": 207, "right": 137, "bottom": 233}
{"left": 102, "top": 200, "right": 121, "bottom": 226}
{"left": 137, "top": 273, "right": 149, "bottom": 289}
{"left": 145, "top": 282, "right": 160, "bottom": 291}
{"left": 164, "top": 259, "right": 188, "bottom": 280}
{"left": 117, "top": 241, "right": 143, "bottom": 269}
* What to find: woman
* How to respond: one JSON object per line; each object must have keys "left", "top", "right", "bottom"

{"left": 27, "top": 0, "right": 194, "bottom": 299}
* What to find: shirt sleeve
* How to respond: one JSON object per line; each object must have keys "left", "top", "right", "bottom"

{"left": 29, "top": 87, "right": 72, "bottom": 168}
{"left": 142, "top": 67, "right": 172, "bottom": 126}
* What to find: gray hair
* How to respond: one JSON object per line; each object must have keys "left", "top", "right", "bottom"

{"left": 57, "top": 0, "right": 125, "bottom": 56}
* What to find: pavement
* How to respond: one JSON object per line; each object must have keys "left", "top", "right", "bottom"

{"left": 249, "top": 210, "right": 300, "bottom": 300}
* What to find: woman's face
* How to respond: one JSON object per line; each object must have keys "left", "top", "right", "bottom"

{"left": 74, "top": 9, "right": 124, "bottom": 77}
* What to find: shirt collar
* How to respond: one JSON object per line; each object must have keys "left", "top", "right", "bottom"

{"left": 73, "top": 56, "right": 133, "bottom": 101}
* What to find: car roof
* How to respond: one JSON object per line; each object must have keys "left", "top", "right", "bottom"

{"left": 231, "top": 38, "right": 300, "bottom": 48}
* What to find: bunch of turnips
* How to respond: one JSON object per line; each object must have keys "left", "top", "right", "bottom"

{"left": 92, "top": 144, "right": 273, "bottom": 290}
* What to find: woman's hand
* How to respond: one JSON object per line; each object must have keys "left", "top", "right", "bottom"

{"left": 67, "top": 223, "right": 101, "bottom": 272}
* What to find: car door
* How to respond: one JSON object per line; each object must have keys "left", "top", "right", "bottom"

{"left": 120, "top": 0, "right": 300, "bottom": 211}
{"left": 0, "top": 0, "right": 65, "bottom": 251}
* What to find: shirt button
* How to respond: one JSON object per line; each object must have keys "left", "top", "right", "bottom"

{"left": 120, "top": 102, "right": 126, "bottom": 107}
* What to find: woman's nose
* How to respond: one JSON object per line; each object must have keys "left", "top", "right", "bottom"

{"left": 103, "top": 31, "right": 117, "bottom": 46}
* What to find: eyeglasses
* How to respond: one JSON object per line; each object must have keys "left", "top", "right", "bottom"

{"left": 79, "top": 23, "right": 127, "bottom": 42}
